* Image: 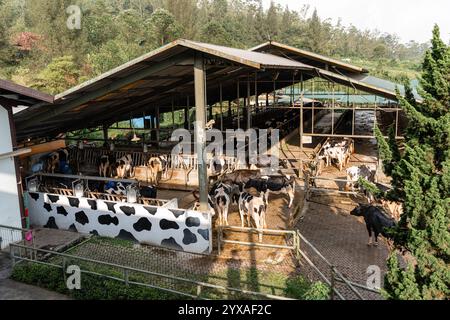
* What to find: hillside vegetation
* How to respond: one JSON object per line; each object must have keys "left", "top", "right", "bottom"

{"left": 0, "top": 0, "right": 428, "bottom": 94}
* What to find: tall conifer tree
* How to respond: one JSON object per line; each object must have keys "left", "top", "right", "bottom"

{"left": 376, "top": 25, "right": 449, "bottom": 300}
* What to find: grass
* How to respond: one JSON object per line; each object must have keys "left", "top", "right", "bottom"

{"left": 11, "top": 236, "right": 331, "bottom": 300}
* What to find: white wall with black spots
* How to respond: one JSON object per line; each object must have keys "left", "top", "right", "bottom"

{"left": 0, "top": 106, "right": 23, "bottom": 246}
{"left": 26, "top": 192, "right": 212, "bottom": 254}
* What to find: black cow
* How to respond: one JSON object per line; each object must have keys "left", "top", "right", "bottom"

{"left": 350, "top": 205, "right": 396, "bottom": 246}
{"left": 245, "top": 175, "right": 296, "bottom": 208}
{"left": 219, "top": 170, "right": 262, "bottom": 191}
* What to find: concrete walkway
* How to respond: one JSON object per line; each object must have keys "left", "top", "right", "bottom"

{"left": 0, "top": 252, "right": 71, "bottom": 300}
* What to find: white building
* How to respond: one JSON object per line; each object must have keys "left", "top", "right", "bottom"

{"left": 0, "top": 80, "right": 53, "bottom": 247}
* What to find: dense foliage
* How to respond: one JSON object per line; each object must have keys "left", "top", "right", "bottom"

{"left": 375, "top": 25, "right": 450, "bottom": 300}
{"left": 0, "top": 0, "right": 428, "bottom": 94}
{"left": 12, "top": 260, "right": 330, "bottom": 300}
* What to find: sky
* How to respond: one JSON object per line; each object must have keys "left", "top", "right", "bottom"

{"left": 263, "top": 0, "right": 450, "bottom": 44}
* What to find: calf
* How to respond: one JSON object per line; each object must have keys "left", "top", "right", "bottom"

{"left": 209, "top": 155, "right": 230, "bottom": 177}
{"left": 192, "top": 190, "right": 216, "bottom": 218}
{"left": 47, "top": 148, "right": 70, "bottom": 174}
{"left": 318, "top": 138, "right": 353, "bottom": 171}
{"left": 238, "top": 192, "right": 267, "bottom": 242}
{"left": 212, "top": 184, "right": 231, "bottom": 226}
{"left": 116, "top": 154, "right": 134, "bottom": 178}
{"left": 245, "top": 175, "right": 296, "bottom": 208}
{"left": 99, "top": 154, "right": 115, "bottom": 177}
{"left": 350, "top": 205, "right": 396, "bottom": 246}
{"left": 148, "top": 156, "right": 164, "bottom": 185}
{"left": 346, "top": 165, "right": 376, "bottom": 202}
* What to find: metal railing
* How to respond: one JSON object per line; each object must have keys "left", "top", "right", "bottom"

{"left": 9, "top": 243, "right": 292, "bottom": 300}
{"left": 217, "top": 226, "right": 297, "bottom": 256}
{"left": 304, "top": 174, "right": 373, "bottom": 202}
{"left": 0, "top": 224, "right": 35, "bottom": 251}
{"left": 292, "top": 231, "right": 367, "bottom": 300}
{"left": 216, "top": 222, "right": 379, "bottom": 300}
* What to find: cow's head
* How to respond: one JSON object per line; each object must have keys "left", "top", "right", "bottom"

{"left": 350, "top": 205, "right": 367, "bottom": 217}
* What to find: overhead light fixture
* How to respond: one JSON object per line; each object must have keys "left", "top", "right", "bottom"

{"left": 73, "top": 181, "right": 84, "bottom": 198}
{"left": 131, "top": 133, "right": 141, "bottom": 142}
{"left": 28, "top": 178, "right": 39, "bottom": 192}
{"left": 126, "top": 184, "right": 139, "bottom": 204}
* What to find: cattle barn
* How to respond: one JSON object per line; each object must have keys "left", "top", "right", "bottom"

{"left": 4, "top": 39, "right": 415, "bottom": 254}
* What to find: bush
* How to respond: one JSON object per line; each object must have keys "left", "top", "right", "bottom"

{"left": 303, "top": 282, "right": 331, "bottom": 300}
{"left": 11, "top": 262, "right": 184, "bottom": 300}
{"left": 284, "top": 276, "right": 330, "bottom": 300}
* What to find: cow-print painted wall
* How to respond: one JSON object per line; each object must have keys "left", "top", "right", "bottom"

{"left": 27, "top": 192, "right": 212, "bottom": 254}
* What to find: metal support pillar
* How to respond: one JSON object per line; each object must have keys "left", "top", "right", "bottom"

{"left": 247, "top": 75, "right": 251, "bottom": 130}
{"left": 237, "top": 79, "right": 240, "bottom": 129}
{"left": 219, "top": 84, "right": 224, "bottom": 132}
{"left": 194, "top": 53, "right": 208, "bottom": 211}
{"left": 300, "top": 73, "right": 304, "bottom": 152}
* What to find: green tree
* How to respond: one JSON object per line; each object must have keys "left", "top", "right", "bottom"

{"left": 377, "top": 25, "right": 450, "bottom": 300}
{"left": 32, "top": 55, "right": 82, "bottom": 94}
{"left": 147, "top": 8, "right": 182, "bottom": 46}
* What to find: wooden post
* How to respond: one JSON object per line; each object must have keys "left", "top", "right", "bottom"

{"left": 194, "top": 52, "right": 208, "bottom": 211}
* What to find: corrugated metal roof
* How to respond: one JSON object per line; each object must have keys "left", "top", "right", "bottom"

{"left": 54, "top": 39, "right": 312, "bottom": 102}
{"left": 250, "top": 41, "right": 368, "bottom": 74}
{"left": 0, "top": 79, "right": 54, "bottom": 105}
{"left": 183, "top": 40, "right": 313, "bottom": 69}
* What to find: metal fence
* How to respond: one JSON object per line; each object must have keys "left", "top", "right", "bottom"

{"left": 216, "top": 222, "right": 379, "bottom": 300}
{"left": 0, "top": 224, "right": 35, "bottom": 251}
{"left": 217, "top": 225, "right": 297, "bottom": 256}
{"left": 304, "top": 175, "right": 360, "bottom": 201}
{"left": 9, "top": 242, "right": 292, "bottom": 300}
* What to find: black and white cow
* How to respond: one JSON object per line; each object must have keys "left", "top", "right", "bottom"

{"left": 238, "top": 192, "right": 267, "bottom": 242}
{"left": 346, "top": 165, "right": 377, "bottom": 202}
{"left": 192, "top": 190, "right": 216, "bottom": 218}
{"left": 209, "top": 155, "right": 231, "bottom": 177}
{"left": 220, "top": 170, "right": 262, "bottom": 191}
{"left": 148, "top": 156, "right": 164, "bottom": 185}
{"left": 318, "top": 138, "right": 353, "bottom": 171}
{"left": 350, "top": 205, "right": 396, "bottom": 246}
{"left": 249, "top": 155, "right": 289, "bottom": 172}
{"left": 99, "top": 154, "right": 116, "bottom": 177}
{"left": 47, "top": 148, "right": 70, "bottom": 174}
{"left": 244, "top": 175, "right": 296, "bottom": 208}
{"left": 210, "top": 182, "right": 240, "bottom": 226}
{"left": 104, "top": 181, "right": 127, "bottom": 196}
{"left": 116, "top": 154, "right": 134, "bottom": 178}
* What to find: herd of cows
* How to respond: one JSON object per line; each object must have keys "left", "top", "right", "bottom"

{"left": 29, "top": 133, "right": 402, "bottom": 246}
{"left": 193, "top": 168, "right": 296, "bottom": 242}
{"left": 312, "top": 137, "right": 402, "bottom": 246}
